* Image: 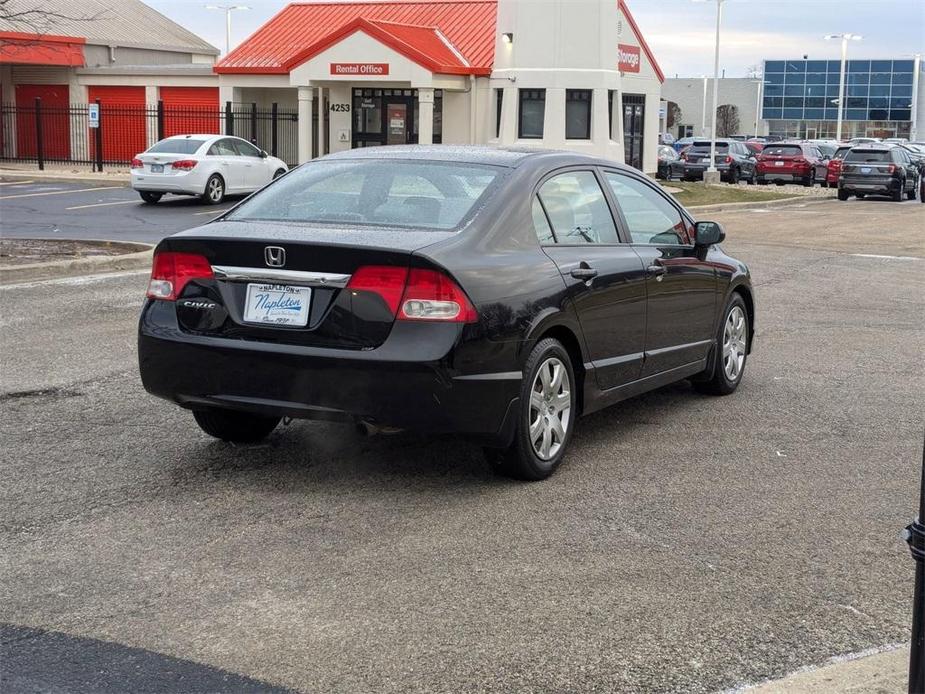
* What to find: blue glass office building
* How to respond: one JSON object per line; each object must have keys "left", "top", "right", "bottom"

{"left": 761, "top": 59, "right": 918, "bottom": 139}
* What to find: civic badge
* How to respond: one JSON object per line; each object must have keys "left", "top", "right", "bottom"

{"left": 264, "top": 246, "right": 286, "bottom": 268}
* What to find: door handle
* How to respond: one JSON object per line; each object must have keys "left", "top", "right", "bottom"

{"left": 570, "top": 266, "right": 598, "bottom": 281}
{"left": 647, "top": 263, "right": 667, "bottom": 281}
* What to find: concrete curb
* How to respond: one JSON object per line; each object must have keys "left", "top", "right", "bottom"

{"left": 0, "top": 169, "right": 131, "bottom": 184}
{"left": 0, "top": 240, "right": 153, "bottom": 285}
{"left": 688, "top": 195, "right": 833, "bottom": 214}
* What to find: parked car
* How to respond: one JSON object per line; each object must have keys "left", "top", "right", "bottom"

{"left": 838, "top": 144, "right": 920, "bottom": 201}
{"left": 656, "top": 144, "right": 678, "bottom": 180}
{"left": 659, "top": 132, "right": 676, "bottom": 145}
{"left": 884, "top": 138, "right": 908, "bottom": 144}
{"left": 848, "top": 137, "right": 880, "bottom": 145}
{"left": 673, "top": 136, "right": 696, "bottom": 153}
{"left": 672, "top": 139, "right": 757, "bottom": 184}
{"left": 744, "top": 141, "right": 765, "bottom": 156}
{"left": 131, "top": 134, "right": 289, "bottom": 205}
{"left": 825, "top": 145, "right": 853, "bottom": 188}
{"left": 138, "top": 146, "right": 755, "bottom": 481}
{"left": 755, "top": 142, "right": 828, "bottom": 186}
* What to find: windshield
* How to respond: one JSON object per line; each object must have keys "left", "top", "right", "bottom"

{"left": 844, "top": 150, "right": 891, "bottom": 163}
{"left": 762, "top": 145, "right": 803, "bottom": 157}
{"left": 148, "top": 138, "right": 205, "bottom": 154}
{"left": 227, "top": 159, "right": 503, "bottom": 230}
{"left": 834, "top": 147, "right": 852, "bottom": 160}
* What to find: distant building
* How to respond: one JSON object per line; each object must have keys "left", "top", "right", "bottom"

{"left": 663, "top": 58, "right": 924, "bottom": 142}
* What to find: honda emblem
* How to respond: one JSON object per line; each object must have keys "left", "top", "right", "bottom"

{"left": 264, "top": 246, "right": 286, "bottom": 268}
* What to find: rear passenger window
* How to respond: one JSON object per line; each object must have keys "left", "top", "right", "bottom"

{"left": 604, "top": 172, "right": 692, "bottom": 245}
{"left": 532, "top": 197, "right": 555, "bottom": 244}
{"left": 537, "top": 171, "right": 619, "bottom": 244}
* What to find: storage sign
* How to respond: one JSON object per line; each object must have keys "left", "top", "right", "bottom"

{"left": 88, "top": 103, "right": 100, "bottom": 128}
{"left": 618, "top": 44, "right": 641, "bottom": 73}
{"left": 330, "top": 63, "right": 389, "bottom": 76}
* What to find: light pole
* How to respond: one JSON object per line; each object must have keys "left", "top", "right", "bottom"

{"left": 693, "top": 0, "right": 725, "bottom": 178}
{"left": 205, "top": 4, "right": 249, "bottom": 56}
{"left": 701, "top": 75, "right": 708, "bottom": 137}
{"left": 825, "top": 33, "right": 863, "bottom": 142}
{"left": 909, "top": 53, "right": 921, "bottom": 143}
{"left": 750, "top": 70, "right": 763, "bottom": 138}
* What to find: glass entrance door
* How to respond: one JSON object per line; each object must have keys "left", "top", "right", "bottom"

{"left": 623, "top": 94, "right": 646, "bottom": 170}
{"left": 386, "top": 102, "right": 409, "bottom": 145}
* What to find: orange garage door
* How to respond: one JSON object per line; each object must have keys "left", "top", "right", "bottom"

{"left": 15, "top": 84, "right": 71, "bottom": 160}
{"left": 160, "top": 87, "right": 220, "bottom": 138}
{"left": 88, "top": 85, "right": 146, "bottom": 164}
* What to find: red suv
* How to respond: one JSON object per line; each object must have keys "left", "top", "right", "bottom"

{"left": 756, "top": 142, "right": 828, "bottom": 187}
{"left": 825, "top": 145, "right": 853, "bottom": 187}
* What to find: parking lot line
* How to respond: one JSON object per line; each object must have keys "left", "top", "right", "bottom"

{"left": 66, "top": 200, "right": 138, "bottom": 211}
{"left": 850, "top": 253, "right": 920, "bottom": 261}
{"left": 0, "top": 180, "right": 35, "bottom": 186}
{"left": 0, "top": 185, "right": 125, "bottom": 200}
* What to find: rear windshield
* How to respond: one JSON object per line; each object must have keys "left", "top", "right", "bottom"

{"left": 844, "top": 150, "right": 891, "bottom": 163}
{"left": 762, "top": 145, "right": 803, "bottom": 157}
{"left": 147, "top": 138, "right": 205, "bottom": 154}
{"left": 834, "top": 147, "right": 852, "bottom": 159}
{"left": 227, "top": 160, "right": 502, "bottom": 231}
{"left": 689, "top": 142, "right": 729, "bottom": 152}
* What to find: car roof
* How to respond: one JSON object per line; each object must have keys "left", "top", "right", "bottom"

{"left": 318, "top": 144, "right": 641, "bottom": 172}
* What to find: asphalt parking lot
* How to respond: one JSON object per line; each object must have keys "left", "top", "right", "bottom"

{"left": 1, "top": 196, "right": 923, "bottom": 693}
{"left": 0, "top": 177, "right": 240, "bottom": 244}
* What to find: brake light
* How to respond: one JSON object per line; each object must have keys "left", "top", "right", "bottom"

{"left": 346, "top": 265, "right": 408, "bottom": 315}
{"left": 346, "top": 265, "right": 477, "bottom": 322}
{"left": 399, "top": 268, "right": 478, "bottom": 322}
{"left": 171, "top": 159, "right": 198, "bottom": 171}
{"left": 724, "top": 155, "right": 733, "bottom": 164}
{"left": 679, "top": 153, "right": 687, "bottom": 161}
{"left": 131, "top": 158, "right": 143, "bottom": 170}
{"left": 887, "top": 164, "right": 897, "bottom": 174}
{"left": 146, "top": 251, "right": 213, "bottom": 300}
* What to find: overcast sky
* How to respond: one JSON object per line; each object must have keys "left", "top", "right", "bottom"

{"left": 147, "top": 0, "right": 925, "bottom": 77}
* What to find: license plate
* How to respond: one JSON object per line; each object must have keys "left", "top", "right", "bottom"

{"left": 243, "top": 283, "right": 311, "bottom": 327}
{"left": 861, "top": 167, "right": 872, "bottom": 174}
{"left": 774, "top": 161, "right": 785, "bottom": 167}
{"left": 150, "top": 164, "right": 164, "bottom": 173}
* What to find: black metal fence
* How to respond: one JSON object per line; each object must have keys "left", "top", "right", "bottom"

{"left": 0, "top": 100, "right": 301, "bottom": 170}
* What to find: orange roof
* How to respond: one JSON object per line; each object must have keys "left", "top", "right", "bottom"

{"left": 216, "top": 0, "right": 497, "bottom": 75}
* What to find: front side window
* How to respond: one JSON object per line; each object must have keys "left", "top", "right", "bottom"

{"left": 537, "top": 171, "right": 618, "bottom": 244}
{"left": 228, "top": 160, "right": 502, "bottom": 231}
{"left": 234, "top": 139, "right": 261, "bottom": 157}
{"left": 604, "top": 172, "right": 691, "bottom": 246}
{"left": 519, "top": 89, "right": 546, "bottom": 139}
{"left": 565, "top": 90, "right": 592, "bottom": 140}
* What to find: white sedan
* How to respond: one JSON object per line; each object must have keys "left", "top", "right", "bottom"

{"left": 130, "top": 134, "right": 289, "bottom": 204}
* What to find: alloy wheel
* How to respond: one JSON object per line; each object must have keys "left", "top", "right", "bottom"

{"left": 208, "top": 177, "right": 224, "bottom": 202}
{"left": 722, "top": 306, "right": 747, "bottom": 382}
{"left": 528, "top": 357, "right": 572, "bottom": 460}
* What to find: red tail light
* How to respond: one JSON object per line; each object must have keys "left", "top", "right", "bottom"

{"left": 887, "top": 164, "right": 897, "bottom": 174}
{"left": 171, "top": 159, "right": 198, "bottom": 171}
{"left": 130, "top": 158, "right": 143, "bottom": 170}
{"left": 724, "top": 155, "right": 733, "bottom": 164}
{"left": 146, "top": 251, "right": 213, "bottom": 301}
{"left": 679, "top": 153, "right": 687, "bottom": 161}
{"left": 346, "top": 265, "right": 478, "bottom": 323}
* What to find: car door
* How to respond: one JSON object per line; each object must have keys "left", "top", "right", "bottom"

{"left": 533, "top": 169, "right": 647, "bottom": 390}
{"left": 233, "top": 138, "right": 270, "bottom": 190}
{"left": 208, "top": 138, "right": 247, "bottom": 193}
{"left": 601, "top": 169, "right": 718, "bottom": 377}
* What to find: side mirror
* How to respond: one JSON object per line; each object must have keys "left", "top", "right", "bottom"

{"left": 260, "top": 150, "right": 268, "bottom": 159}
{"left": 694, "top": 220, "right": 725, "bottom": 247}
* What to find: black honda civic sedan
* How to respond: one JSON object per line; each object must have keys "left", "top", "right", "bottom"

{"left": 139, "top": 146, "right": 755, "bottom": 480}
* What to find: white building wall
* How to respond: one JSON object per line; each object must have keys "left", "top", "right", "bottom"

{"left": 662, "top": 78, "right": 765, "bottom": 139}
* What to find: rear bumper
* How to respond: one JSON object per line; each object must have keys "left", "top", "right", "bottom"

{"left": 839, "top": 175, "right": 900, "bottom": 193}
{"left": 138, "top": 301, "right": 521, "bottom": 442}
{"left": 131, "top": 171, "right": 204, "bottom": 195}
{"left": 674, "top": 163, "right": 731, "bottom": 179}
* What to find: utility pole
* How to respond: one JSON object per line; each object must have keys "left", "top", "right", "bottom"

{"left": 205, "top": 4, "right": 250, "bottom": 56}
{"left": 825, "top": 33, "right": 863, "bottom": 141}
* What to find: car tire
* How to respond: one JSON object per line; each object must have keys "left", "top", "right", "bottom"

{"left": 892, "top": 180, "right": 904, "bottom": 202}
{"left": 757, "top": 177, "right": 767, "bottom": 185}
{"left": 273, "top": 168, "right": 286, "bottom": 180}
{"left": 491, "top": 338, "right": 577, "bottom": 481}
{"left": 856, "top": 193, "right": 866, "bottom": 199}
{"left": 192, "top": 408, "right": 280, "bottom": 443}
{"left": 692, "top": 293, "right": 749, "bottom": 396}
{"left": 837, "top": 188, "right": 850, "bottom": 201}
{"left": 906, "top": 180, "right": 917, "bottom": 200}
{"left": 746, "top": 170, "right": 756, "bottom": 185}
{"left": 919, "top": 178, "right": 925, "bottom": 203}
{"left": 802, "top": 171, "right": 815, "bottom": 187}
{"left": 202, "top": 174, "right": 225, "bottom": 205}
{"left": 728, "top": 167, "right": 740, "bottom": 185}
{"left": 139, "top": 192, "right": 162, "bottom": 204}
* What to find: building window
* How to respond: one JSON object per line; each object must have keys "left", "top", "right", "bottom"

{"left": 623, "top": 93, "right": 645, "bottom": 170}
{"left": 565, "top": 89, "right": 592, "bottom": 139}
{"left": 518, "top": 89, "right": 545, "bottom": 139}
{"left": 495, "top": 88, "right": 503, "bottom": 138}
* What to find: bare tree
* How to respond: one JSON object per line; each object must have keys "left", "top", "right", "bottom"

{"left": 715, "top": 104, "right": 740, "bottom": 137}
{"left": 0, "top": 0, "right": 103, "bottom": 37}
{"left": 666, "top": 101, "right": 682, "bottom": 130}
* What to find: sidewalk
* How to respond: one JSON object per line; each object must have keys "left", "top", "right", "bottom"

{"left": 736, "top": 644, "right": 908, "bottom": 693}
{"left": 0, "top": 163, "right": 130, "bottom": 183}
